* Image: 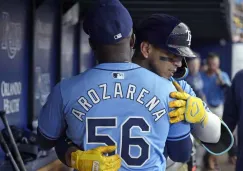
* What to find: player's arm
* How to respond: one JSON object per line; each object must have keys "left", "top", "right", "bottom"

{"left": 191, "top": 110, "right": 220, "bottom": 143}
{"left": 37, "top": 83, "right": 66, "bottom": 150}
{"left": 170, "top": 79, "right": 234, "bottom": 155}
{"left": 55, "top": 136, "right": 79, "bottom": 166}
{"left": 167, "top": 122, "right": 192, "bottom": 162}
{"left": 166, "top": 136, "right": 192, "bottom": 162}
{"left": 170, "top": 79, "right": 221, "bottom": 143}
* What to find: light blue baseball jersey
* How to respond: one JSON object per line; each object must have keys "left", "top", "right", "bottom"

{"left": 178, "top": 80, "right": 196, "bottom": 97}
{"left": 38, "top": 63, "right": 191, "bottom": 171}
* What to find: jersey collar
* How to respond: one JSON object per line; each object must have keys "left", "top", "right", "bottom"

{"left": 94, "top": 62, "right": 141, "bottom": 71}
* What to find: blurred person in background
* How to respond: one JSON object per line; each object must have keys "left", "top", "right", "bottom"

{"left": 201, "top": 52, "right": 231, "bottom": 117}
{"left": 200, "top": 58, "right": 208, "bottom": 72}
{"left": 185, "top": 53, "right": 206, "bottom": 102}
{"left": 201, "top": 52, "right": 231, "bottom": 170}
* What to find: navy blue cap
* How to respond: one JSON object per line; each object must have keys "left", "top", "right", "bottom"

{"left": 135, "top": 14, "right": 196, "bottom": 58}
{"left": 83, "top": 0, "right": 133, "bottom": 45}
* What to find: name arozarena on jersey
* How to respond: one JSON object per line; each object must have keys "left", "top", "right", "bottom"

{"left": 71, "top": 82, "right": 167, "bottom": 122}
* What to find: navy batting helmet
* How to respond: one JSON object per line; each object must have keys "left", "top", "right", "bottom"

{"left": 135, "top": 14, "right": 196, "bottom": 80}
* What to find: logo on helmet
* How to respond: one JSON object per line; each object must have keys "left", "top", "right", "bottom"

{"left": 186, "top": 30, "right": 191, "bottom": 46}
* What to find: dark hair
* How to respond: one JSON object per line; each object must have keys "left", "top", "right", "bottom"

{"left": 207, "top": 52, "right": 219, "bottom": 60}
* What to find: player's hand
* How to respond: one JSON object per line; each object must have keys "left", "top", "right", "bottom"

{"left": 168, "top": 81, "right": 208, "bottom": 126}
{"left": 71, "top": 145, "right": 121, "bottom": 171}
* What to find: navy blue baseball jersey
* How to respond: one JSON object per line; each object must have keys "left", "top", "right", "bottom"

{"left": 38, "top": 63, "right": 191, "bottom": 170}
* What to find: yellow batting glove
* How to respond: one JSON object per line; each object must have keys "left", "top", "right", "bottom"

{"left": 169, "top": 81, "right": 208, "bottom": 126}
{"left": 71, "top": 145, "right": 121, "bottom": 171}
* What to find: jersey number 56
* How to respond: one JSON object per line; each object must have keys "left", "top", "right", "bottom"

{"left": 87, "top": 117, "right": 150, "bottom": 167}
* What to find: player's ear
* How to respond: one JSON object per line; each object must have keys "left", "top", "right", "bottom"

{"left": 130, "top": 33, "right": 136, "bottom": 48}
{"left": 140, "top": 41, "right": 150, "bottom": 59}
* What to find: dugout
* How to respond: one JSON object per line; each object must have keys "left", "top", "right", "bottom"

{"left": 0, "top": 0, "right": 241, "bottom": 170}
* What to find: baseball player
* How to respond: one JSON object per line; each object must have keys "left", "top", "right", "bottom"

{"left": 37, "top": 1, "right": 193, "bottom": 171}
{"left": 132, "top": 14, "right": 234, "bottom": 171}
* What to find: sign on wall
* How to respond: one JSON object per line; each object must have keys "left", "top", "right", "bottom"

{"left": 0, "top": 0, "right": 29, "bottom": 129}
{"left": 0, "top": 0, "right": 30, "bottom": 160}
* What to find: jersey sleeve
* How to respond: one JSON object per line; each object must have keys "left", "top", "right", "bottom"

{"left": 38, "top": 83, "right": 66, "bottom": 140}
{"left": 179, "top": 80, "right": 196, "bottom": 97}
{"left": 167, "top": 121, "right": 191, "bottom": 141}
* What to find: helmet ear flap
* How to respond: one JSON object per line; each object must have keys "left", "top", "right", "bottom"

{"left": 173, "top": 58, "right": 189, "bottom": 80}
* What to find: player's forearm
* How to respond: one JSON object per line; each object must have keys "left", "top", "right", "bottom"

{"left": 191, "top": 112, "right": 221, "bottom": 143}
{"left": 166, "top": 136, "right": 192, "bottom": 162}
{"left": 55, "top": 136, "right": 79, "bottom": 167}
{"left": 65, "top": 146, "right": 79, "bottom": 167}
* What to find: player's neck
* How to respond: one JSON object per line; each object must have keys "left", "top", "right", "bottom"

{"left": 96, "top": 43, "right": 133, "bottom": 63}
{"left": 98, "top": 56, "right": 131, "bottom": 63}
{"left": 132, "top": 57, "right": 150, "bottom": 70}
{"left": 99, "top": 59, "right": 131, "bottom": 63}
{"left": 96, "top": 52, "right": 132, "bottom": 63}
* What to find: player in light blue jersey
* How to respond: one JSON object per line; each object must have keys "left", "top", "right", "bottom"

{"left": 37, "top": 1, "right": 192, "bottom": 171}
{"left": 133, "top": 13, "right": 223, "bottom": 145}
{"left": 132, "top": 14, "right": 234, "bottom": 170}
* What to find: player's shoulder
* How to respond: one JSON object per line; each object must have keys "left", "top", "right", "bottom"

{"left": 59, "top": 73, "right": 82, "bottom": 88}
{"left": 133, "top": 69, "right": 175, "bottom": 99}
{"left": 232, "top": 69, "right": 243, "bottom": 87}
{"left": 137, "top": 66, "right": 160, "bottom": 76}
{"left": 234, "top": 69, "right": 243, "bottom": 80}
{"left": 178, "top": 80, "right": 187, "bottom": 87}
{"left": 177, "top": 80, "right": 190, "bottom": 91}
{"left": 59, "top": 69, "right": 91, "bottom": 91}
{"left": 177, "top": 79, "right": 196, "bottom": 96}
{"left": 138, "top": 67, "right": 172, "bottom": 84}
